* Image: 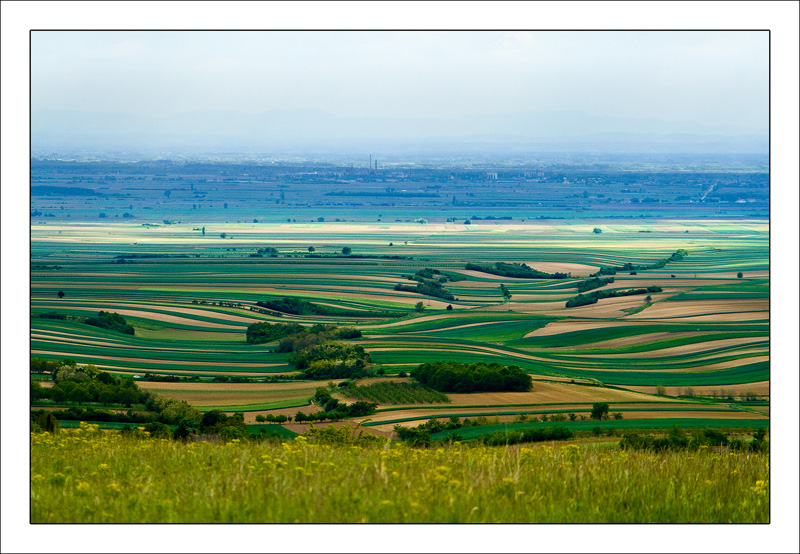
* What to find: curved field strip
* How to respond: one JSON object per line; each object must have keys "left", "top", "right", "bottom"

{"left": 519, "top": 261, "right": 600, "bottom": 275}
{"left": 136, "top": 380, "right": 343, "bottom": 393}
{"left": 556, "top": 355, "right": 770, "bottom": 374}
{"left": 397, "top": 320, "right": 552, "bottom": 342}
{"left": 517, "top": 322, "right": 767, "bottom": 345}
{"left": 643, "top": 312, "right": 770, "bottom": 323}
{"left": 443, "top": 384, "right": 676, "bottom": 405}
{"left": 88, "top": 365, "right": 291, "bottom": 378}
{"left": 560, "top": 337, "right": 768, "bottom": 359}
{"left": 597, "top": 344, "right": 768, "bottom": 362}
{"left": 35, "top": 300, "right": 261, "bottom": 323}
{"left": 138, "top": 388, "right": 319, "bottom": 408}
{"left": 32, "top": 304, "right": 246, "bottom": 329}
{"left": 30, "top": 350, "right": 282, "bottom": 368}
{"left": 29, "top": 332, "right": 269, "bottom": 353}
{"left": 627, "top": 299, "right": 768, "bottom": 319}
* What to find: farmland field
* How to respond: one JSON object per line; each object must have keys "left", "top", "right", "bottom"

{"left": 31, "top": 218, "right": 768, "bottom": 434}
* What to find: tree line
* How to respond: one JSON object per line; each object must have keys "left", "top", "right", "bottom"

{"left": 255, "top": 296, "right": 403, "bottom": 318}
{"left": 565, "top": 286, "right": 662, "bottom": 308}
{"left": 619, "top": 425, "right": 768, "bottom": 453}
{"left": 465, "top": 262, "right": 568, "bottom": 279}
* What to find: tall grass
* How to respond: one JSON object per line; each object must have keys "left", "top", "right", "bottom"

{"left": 31, "top": 425, "right": 768, "bottom": 523}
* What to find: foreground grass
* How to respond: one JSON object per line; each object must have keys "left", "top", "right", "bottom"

{"left": 31, "top": 425, "right": 768, "bottom": 523}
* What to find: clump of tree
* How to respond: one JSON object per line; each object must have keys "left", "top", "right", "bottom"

{"left": 197, "top": 410, "right": 248, "bottom": 440}
{"left": 293, "top": 389, "right": 377, "bottom": 423}
{"left": 395, "top": 280, "right": 454, "bottom": 301}
{"left": 245, "top": 321, "right": 306, "bottom": 344}
{"left": 500, "top": 284, "right": 512, "bottom": 300}
{"left": 411, "top": 361, "right": 532, "bottom": 393}
{"left": 394, "top": 268, "right": 461, "bottom": 301}
{"left": 256, "top": 247, "right": 279, "bottom": 257}
{"left": 394, "top": 416, "right": 466, "bottom": 446}
{"left": 85, "top": 310, "right": 135, "bottom": 335}
{"left": 275, "top": 324, "right": 362, "bottom": 353}
{"left": 480, "top": 426, "right": 574, "bottom": 446}
{"left": 619, "top": 425, "right": 766, "bottom": 453}
{"left": 565, "top": 286, "right": 662, "bottom": 308}
{"left": 30, "top": 364, "right": 202, "bottom": 434}
{"left": 465, "top": 262, "right": 568, "bottom": 279}
{"left": 291, "top": 342, "right": 371, "bottom": 380}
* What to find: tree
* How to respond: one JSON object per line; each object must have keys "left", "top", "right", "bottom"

{"left": 590, "top": 402, "right": 609, "bottom": 420}
{"left": 57, "top": 290, "right": 65, "bottom": 299}
{"left": 500, "top": 284, "right": 512, "bottom": 300}
{"left": 342, "top": 246, "right": 352, "bottom": 255}
{"left": 220, "top": 232, "right": 227, "bottom": 239}
{"left": 656, "top": 384, "right": 667, "bottom": 396}
{"left": 308, "top": 246, "right": 315, "bottom": 253}
{"left": 415, "top": 301, "right": 425, "bottom": 312}
{"left": 593, "top": 227, "right": 602, "bottom": 234}
{"left": 737, "top": 271, "right": 743, "bottom": 278}
{"left": 201, "top": 227, "right": 205, "bottom": 236}
{"left": 255, "top": 414, "right": 267, "bottom": 423}
{"left": 446, "top": 304, "right": 453, "bottom": 311}
{"left": 164, "top": 190, "right": 171, "bottom": 198}
{"left": 317, "top": 216, "right": 324, "bottom": 222}
{"left": 645, "top": 295, "right": 652, "bottom": 302}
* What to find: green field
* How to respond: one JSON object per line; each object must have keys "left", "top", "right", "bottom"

{"left": 31, "top": 220, "right": 768, "bottom": 430}
{"left": 30, "top": 427, "right": 769, "bottom": 523}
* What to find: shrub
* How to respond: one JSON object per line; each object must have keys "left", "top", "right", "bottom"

{"left": 590, "top": 403, "right": 610, "bottom": 420}
{"left": 85, "top": 311, "right": 134, "bottom": 335}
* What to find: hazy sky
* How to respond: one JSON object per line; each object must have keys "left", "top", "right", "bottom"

{"left": 32, "top": 30, "right": 768, "bottom": 132}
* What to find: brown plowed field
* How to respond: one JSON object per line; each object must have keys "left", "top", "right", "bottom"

{"left": 626, "top": 299, "right": 768, "bottom": 319}
{"left": 443, "top": 382, "right": 670, "bottom": 405}
{"left": 626, "top": 381, "right": 770, "bottom": 397}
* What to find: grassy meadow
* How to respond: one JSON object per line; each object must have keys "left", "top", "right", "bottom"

{"left": 31, "top": 425, "right": 769, "bottom": 524}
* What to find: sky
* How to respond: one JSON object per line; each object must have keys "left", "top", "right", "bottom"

{"left": 31, "top": 30, "right": 769, "bottom": 133}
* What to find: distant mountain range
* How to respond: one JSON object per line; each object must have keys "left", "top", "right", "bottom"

{"left": 31, "top": 108, "right": 767, "bottom": 156}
